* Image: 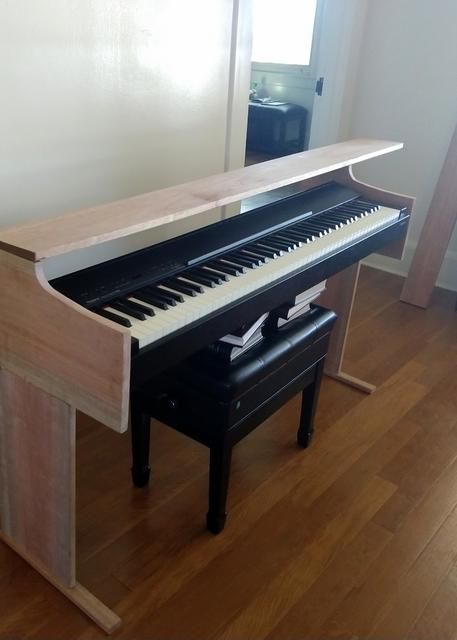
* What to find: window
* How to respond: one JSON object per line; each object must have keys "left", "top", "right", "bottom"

{"left": 251, "top": 0, "right": 318, "bottom": 67}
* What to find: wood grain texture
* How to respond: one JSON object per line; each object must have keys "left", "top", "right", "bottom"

{"left": 0, "top": 139, "right": 403, "bottom": 261}
{"left": 1, "top": 267, "right": 457, "bottom": 640}
{"left": 401, "top": 122, "right": 457, "bottom": 308}
{"left": 0, "top": 251, "right": 130, "bottom": 432}
{"left": 0, "top": 370, "right": 76, "bottom": 586}
{"left": 0, "top": 533, "right": 121, "bottom": 634}
{"left": 319, "top": 262, "right": 361, "bottom": 375}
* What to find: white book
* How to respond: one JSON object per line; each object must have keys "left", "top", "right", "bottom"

{"left": 294, "top": 281, "right": 326, "bottom": 305}
{"left": 219, "top": 312, "right": 269, "bottom": 346}
{"left": 277, "top": 304, "right": 311, "bottom": 328}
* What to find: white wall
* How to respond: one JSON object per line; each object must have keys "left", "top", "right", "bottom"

{"left": 346, "top": 0, "right": 457, "bottom": 291}
{"left": 0, "top": 0, "right": 251, "bottom": 278}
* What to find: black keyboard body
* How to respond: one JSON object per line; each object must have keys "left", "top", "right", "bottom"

{"left": 51, "top": 182, "right": 409, "bottom": 386}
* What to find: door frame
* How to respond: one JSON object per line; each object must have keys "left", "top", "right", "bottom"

{"left": 308, "top": 0, "right": 368, "bottom": 148}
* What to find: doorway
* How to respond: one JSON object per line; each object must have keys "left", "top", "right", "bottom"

{"left": 244, "top": 0, "right": 366, "bottom": 166}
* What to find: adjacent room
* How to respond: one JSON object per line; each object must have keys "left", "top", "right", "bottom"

{"left": 1, "top": 1, "right": 457, "bottom": 639}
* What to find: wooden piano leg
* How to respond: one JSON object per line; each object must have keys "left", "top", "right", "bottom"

{"left": 319, "top": 262, "right": 376, "bottom": 394}
{"left": 0, "top": 369, "right": 121, "bottom": 634}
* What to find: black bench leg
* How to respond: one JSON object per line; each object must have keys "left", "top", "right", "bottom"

{"left": 297, "top": 358, "right": 325, "bottom": 448}
{"left": 131, "top": 404, "right": 152, "bottom": 488}
{"left": 207, "top": 443, "right": 232, "bottom": 534}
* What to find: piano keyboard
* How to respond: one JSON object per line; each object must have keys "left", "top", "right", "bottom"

{"left": 93, "top": 198, "right": 401, "bottom": 349}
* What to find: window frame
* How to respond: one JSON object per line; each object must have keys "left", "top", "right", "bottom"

{"left": 250, "top": 0, "right": 324, "bottom": 78}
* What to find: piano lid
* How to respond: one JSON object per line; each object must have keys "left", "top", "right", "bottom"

{"left": 0, "top": 139, "right": 403, "bottom": 263}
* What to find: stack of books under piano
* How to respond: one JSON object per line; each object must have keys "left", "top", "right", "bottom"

{"left": 199, "top": 281, "right": 326, "bottom": 365}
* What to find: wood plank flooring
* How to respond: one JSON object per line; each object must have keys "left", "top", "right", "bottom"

{"left": 1, "top": 266, "right": 457, "bottom": 640}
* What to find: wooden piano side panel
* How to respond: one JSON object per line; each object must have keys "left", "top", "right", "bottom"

{"left": 0, "top": 369, "right": 76, "bottom": 586}
{"left": 292, "top": 167, "right": 414, "bottom": 392}
{"left": 0, "top": 251, "right": 131, "bottom": 432}
{"left": 332, "top": 166, "right": 415, "bottom": 259}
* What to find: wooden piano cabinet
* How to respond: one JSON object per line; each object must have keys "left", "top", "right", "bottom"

{"left": 0, "top": 250, "right": 129, "bottom": 632}
{"left": 0, "top": 139, "right": 413, "bottom": 631}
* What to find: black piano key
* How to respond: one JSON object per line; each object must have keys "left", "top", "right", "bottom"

{"left": 280, "top": 227, "right": 308, "bottom": 239}
{"left": 143, "top": 287, "right": 178, "bottom": 306}
{"left": 323, "top": 210, "right": 353, "bottom": 223}
{"left": 314, "top": 215, "right": 344, "bottom": 230}
{"left": 110, "top": 300, "right": 147, "bottom": 321}
{"left": 223, "top": 254, "right": 258, "bottom": 269}
{"left": 264, "top": 237, "right": 294, "bottom": 251}
{"left": 163, "top": 278, "right": 199, "bottom": 296}
{"left": 245, "top": 244, "right": 278, "bottom": 259}
{"left": 190, "top": 267, "right": 225, "bottom": 284}
{"left": 175, "top": 277, "right": 204, "bottom": 293}
{"left": 298, "top": 222, "right": 328, "bottom": 236}
{"left": 331, "top": 209, "right": 358, "bottom": 222}
{"left": 214, "top": 258, "right": 247, "bottom": 273}
{"left": 134, "top": 290, "right": 170, "bottom": 310}
{"left": 352, "top": 199, "right": 379, "bottom": 211}
{"left": 96, "top": 308, "right": 132, "bottom": 328}
{"left": 338, "top": 204, "right": 365, "bottom": 215}
{"left": 274, "top": 233, "right": 302, "bottom": 247}
{"left": 294, "top": 221, "right": 323, "bottom": 236}
{"left": 231, "top": 251, "right": 264, "bottom": 266}
{"left": 199, "top": 265, "right": 230, "bottom": 280}
{"left": 286, "top": 228, "right": 316, "bottom": 242}
{"left": 182, "top": 271, "right": 217, "bottom": 288}
{"left": 253, "top": 242, "right": 284, "bottom": 257}
{"left": 206, "top": 260, "right": 243, "bottom": 276}
{"left": 239, "top": 249, "right": 268, "bottom": 263}
{"left": 125, "top": 298, "right": 156, "bottom": 316}
{"left": 155, "top": 286, "right": 185, "bottom": 303}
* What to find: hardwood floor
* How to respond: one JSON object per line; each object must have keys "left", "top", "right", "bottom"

{"left": 1, "top": 266, "right": 457, "bottom": 640}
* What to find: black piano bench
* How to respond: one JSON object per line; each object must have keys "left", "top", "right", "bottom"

{"left": 130, "top": 305, "right": 337, "bottom": 534}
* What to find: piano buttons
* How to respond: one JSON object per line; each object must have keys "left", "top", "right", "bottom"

{"left": 95, "top": 308, "right": 132, "bottom": 327}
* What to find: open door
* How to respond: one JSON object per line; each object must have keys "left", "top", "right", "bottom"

{"left": 308, "top": 0, "right": 368, "bottom": 148}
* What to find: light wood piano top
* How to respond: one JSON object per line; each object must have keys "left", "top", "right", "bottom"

{"left": 0, "top": 138, "right": 403, "bottom": 262}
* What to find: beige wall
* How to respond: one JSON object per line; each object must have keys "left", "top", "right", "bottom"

{"left": 0, "top": 0, "right": 251, "bottom": 278}
{"left": 346, "top": 0, "right": 457, "bottom": 290}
